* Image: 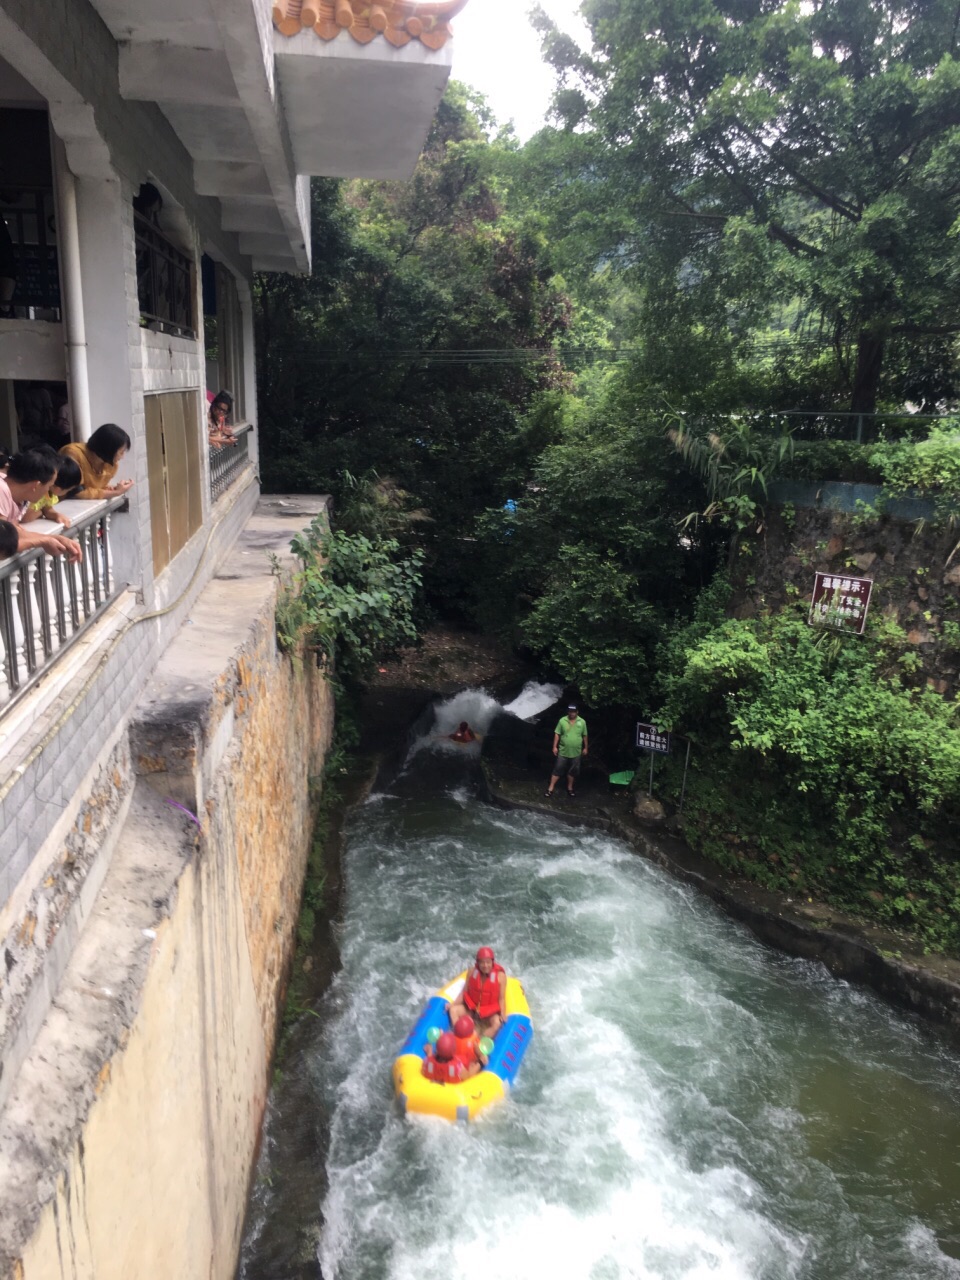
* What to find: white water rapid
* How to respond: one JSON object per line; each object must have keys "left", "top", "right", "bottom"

{"left": 239, "top": 690, "right": 960, "bottom": 1280}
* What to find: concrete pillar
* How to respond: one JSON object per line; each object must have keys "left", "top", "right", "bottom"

{"left": 50, "top": 135, "right": 92, "bottom": 442}
{"left": 238, "top": 278, "right": 258, "bottom": 470}
{"left": 74, "top": 174, "right": 147, "bottom": 597}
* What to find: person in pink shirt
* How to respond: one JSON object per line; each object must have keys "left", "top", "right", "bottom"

{"left": 0, "top": 450, "right": 82, "bottom": 562}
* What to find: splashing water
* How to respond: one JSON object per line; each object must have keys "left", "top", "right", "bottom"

{"left": 428, "top": 687, "right": 503, "bottom": 738}
{"left": 400, "top": 689, "right": 503, "bottom": 771}
{"left": 240, "top": 694, "right": 960, "bottom": 1280}
{"left": 502, "top": 680, "right": 564, "bottom": 721}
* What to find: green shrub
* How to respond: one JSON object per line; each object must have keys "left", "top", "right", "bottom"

{"left": 870, "top": 423, "right": 960, "bottom": 522}
{"left": 278, "top": 518, "right": 424, "bottom": 688}
{"left": 781, "top": 440, "right": 883, "bottom": 485}
{"left": 656, "top": 587, "right": 960, "bottom": 952}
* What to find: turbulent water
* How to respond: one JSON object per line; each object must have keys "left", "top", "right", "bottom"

{"left": 239, "top": 689, "right": 960, "bottom": 1280}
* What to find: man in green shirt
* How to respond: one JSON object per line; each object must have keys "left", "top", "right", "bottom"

{"left": 545, "top": 706, "right": 588, "bottom": 798}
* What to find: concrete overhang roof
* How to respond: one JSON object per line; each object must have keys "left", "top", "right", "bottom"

{"left": 273, "top": 28, "right": 452, "bottom": 180}
{"left": 88, "top": 0, "right": 461, "bottom": 273}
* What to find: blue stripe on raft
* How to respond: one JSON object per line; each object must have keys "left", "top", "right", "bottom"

{"left": 398, "top": 995, "right": 449, "bottom": 1060}
{"left": 484, "top": 1015, "right": 532, "bottom": 1088}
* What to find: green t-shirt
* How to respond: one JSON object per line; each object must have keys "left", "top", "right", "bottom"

{"left": 555, "top": 715, "right": 587, "bottom": 758}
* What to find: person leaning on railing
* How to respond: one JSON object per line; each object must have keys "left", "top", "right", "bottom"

{"left": 59, "top": 423, "right": 134, "bottom": 501}
{"left": 19, "top": 449, "right": 81, "bottom": 529}
{"left": 0, "top": 448, "right": 82, "bottom": 562}
{"left": 207, "top": 389, "right": 237, "bottom": 450}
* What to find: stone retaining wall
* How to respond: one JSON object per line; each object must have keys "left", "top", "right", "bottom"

{"left": 0, "top": 496, "right": 335, "bottom": 1280}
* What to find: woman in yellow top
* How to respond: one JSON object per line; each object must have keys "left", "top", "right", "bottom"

{"left": 60, "top": 423, "right": 134, "bottom": 500}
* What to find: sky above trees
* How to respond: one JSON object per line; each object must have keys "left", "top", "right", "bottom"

{"left": 451, "top": 0, "right": 588, "bottom": 139}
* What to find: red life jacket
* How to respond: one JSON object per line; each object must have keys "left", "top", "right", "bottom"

{"left": 464, "top": 964, "right": 504, "bottom": 1019}
{"left": 421, "top": 1054, "right": 466, "bottom": 1084}
{"left": 453, "top": 1032, "right": 480, "bottom": 1067}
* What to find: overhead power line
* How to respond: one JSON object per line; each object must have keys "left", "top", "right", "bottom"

{"left": 272, "top": 337, "right": 839, "bottom": 367}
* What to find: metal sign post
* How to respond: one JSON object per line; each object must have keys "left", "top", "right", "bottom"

{"left": 678, "top": 738, "right": 692, "bottom": 815}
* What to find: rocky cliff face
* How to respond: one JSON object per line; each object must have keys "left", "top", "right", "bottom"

{"left": 730, "top": 506, "right": 960, "bottom": 696}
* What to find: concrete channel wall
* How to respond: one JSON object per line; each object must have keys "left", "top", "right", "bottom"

{"left": 0, "top": 496, "right": 335, "bottom": 1280}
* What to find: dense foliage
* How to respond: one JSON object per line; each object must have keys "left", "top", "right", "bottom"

{"left": 473, "top": 389, "right": 719, "bottom": 701}
{"left": 278, "top": 520, "right": 423, "bottom": 689}
{"left": 870, "top": 422, "right": 960, "bottom": 519}
{"left": 532, "top": 0, "right": 960, "bottom": 412}
{"left": 255, "top": 85, "right": 568, "bottom": 614}
{"left": 655, "top": 582, "right": 960, "bottom": 951}
{"left": 256, "top": 33, "right": 960, "bottom": 952}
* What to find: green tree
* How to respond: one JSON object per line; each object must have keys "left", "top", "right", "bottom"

{"left": 255, "top": 84, "right": 570, "bottom": 614}
{"left": 280, "top": 522, "right": 424, "bottom": 689}
{"left": 475, "top": 372, "right": 721, "bottom": 700}
{"left": 534, "top": 0, "right": 960, "bottom": 412}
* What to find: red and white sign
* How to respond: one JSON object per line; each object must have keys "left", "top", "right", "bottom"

{"left": 809, "top": 572, "right": 873, "bottom": 635}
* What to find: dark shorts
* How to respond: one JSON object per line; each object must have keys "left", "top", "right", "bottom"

{"left": 552, "top": 753, "right": 581, "bottom": 779}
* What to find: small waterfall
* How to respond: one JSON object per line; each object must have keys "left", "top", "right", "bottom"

{"left": 397, "top": 688, "right": 504, "bottom": 774}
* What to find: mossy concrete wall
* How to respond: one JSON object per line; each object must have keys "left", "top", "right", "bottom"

{"left": 0, "top": 496, "right": 335, "bottom": 1280}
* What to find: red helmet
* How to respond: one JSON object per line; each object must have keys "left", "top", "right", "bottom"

{"left": 476, "top": 946, "right": 495, "bottom": 961}
{"left": 454, "top": 1016, "right": 475, "bottom": 1039}
{"left": 435, "top": 1032, "right": 457, "bottom": 1060}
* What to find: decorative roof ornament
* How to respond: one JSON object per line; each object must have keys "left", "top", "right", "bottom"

{"left": 272, "top": 0, "right": 468, "bottom": 50}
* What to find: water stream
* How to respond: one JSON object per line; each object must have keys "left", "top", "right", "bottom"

{"left": 239, "top": 688, "right": 960, "bottom": 1280}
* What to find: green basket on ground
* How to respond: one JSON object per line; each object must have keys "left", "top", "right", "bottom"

{"left": 608, "top": 770, "right": 635, "bottom": 787}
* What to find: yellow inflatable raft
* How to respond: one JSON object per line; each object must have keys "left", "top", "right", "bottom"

{"left": 392, "top": 972, "right": 533, "bottom": 1123}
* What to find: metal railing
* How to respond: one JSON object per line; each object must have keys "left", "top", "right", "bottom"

{"left": 209, "top": 422, "right": 253, "bottom": 503}
{"left": 691, "top": 409, "right": 940, "bottom": 444}
{"left": 134, "top": 213, "right": 195, "bottom": 338}
{"left": 0, "top": 497, "right": 127, "bottom": 715}
{"left": 773, "top": 410, "right": 941, "bottom": 444}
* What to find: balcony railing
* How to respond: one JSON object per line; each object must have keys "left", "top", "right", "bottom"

{"left": 135, "top": 214, "right": 195, "bottom": 338}
{"left": 0, "top": 187, "right": 61, "bottom": 319}
{"left": 209, "top": 422, "right": 253, "bottom": 502}
{"left": 0, "top": 497, "right": 127, "bottom": 714}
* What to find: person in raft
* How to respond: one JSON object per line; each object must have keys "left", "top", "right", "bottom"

{"left": 452, "top": 1014, "right": 488, "bottom": 1078}
{"left": 447, "top": 946, "right": 507, "bottom": 1039}
{"left": 545, "top": 704, "right": 588, "bottom": 799}
{"left": 421, "top": 1031, "right": 466, "bottom": 1083}
{"left": 449, "top": 721, "right": 476, "bottom": 744}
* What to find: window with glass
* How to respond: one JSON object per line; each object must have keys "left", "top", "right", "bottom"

{"left": 202, "top": 255, "right": 245, "bottom": 421}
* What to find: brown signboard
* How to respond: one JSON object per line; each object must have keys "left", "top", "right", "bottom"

{"left": 809, "top": 572, "right": 873, "bottom": 635}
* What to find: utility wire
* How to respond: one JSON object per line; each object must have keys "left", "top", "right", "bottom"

{"left": 272, "top": 337, "right": 839, "bottom": 366}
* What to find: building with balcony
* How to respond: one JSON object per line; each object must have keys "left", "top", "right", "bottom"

{"left": 0, "top": 1, "right": 462, "bottom": 1274}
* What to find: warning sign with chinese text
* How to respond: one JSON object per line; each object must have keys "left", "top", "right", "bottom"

{"left": 636, "top": 723, "right": 671, "bottom": 754}
{"left": 809, "top": 572, "right": 873, "bottom": 635}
